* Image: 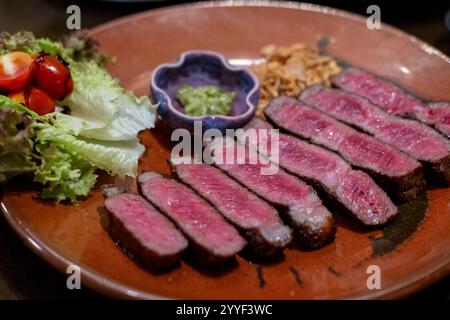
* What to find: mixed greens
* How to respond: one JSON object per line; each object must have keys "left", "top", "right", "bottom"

{"left": 0, "top": 32, "right": 156, "bottom": 203}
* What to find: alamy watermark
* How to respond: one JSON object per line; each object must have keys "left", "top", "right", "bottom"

{"left": 66, "top": 5, "right": 81, "bottom": 30}
{"left": 366, "top": 264, "right": 381, "bottom": 290}
{"left": 66, "top": 264, "right": 81, "bottom": 290}
{"left": 366, "top": 5, "right": 381, "bottom": 30}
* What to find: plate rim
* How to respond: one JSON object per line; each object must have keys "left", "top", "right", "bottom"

{"left": 2, "top": 0, "right": 450, "bottom": 300}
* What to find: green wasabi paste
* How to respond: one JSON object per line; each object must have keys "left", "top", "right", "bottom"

{"left": 176, "top": 85, "right": 235, "bottom": 116}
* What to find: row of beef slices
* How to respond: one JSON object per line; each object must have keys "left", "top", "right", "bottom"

{"left": 264, "top": 68, "right": 449, "bottom": 203}
{"left": 102, "top": 150, "right": 337, "bottom": 270}
{"left": 103, "top": 68, "right": 449, "bottom": 270}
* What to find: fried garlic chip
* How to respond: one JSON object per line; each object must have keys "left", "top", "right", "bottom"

{"left": 252, "top": 43, "right": 341, "bottom": 117}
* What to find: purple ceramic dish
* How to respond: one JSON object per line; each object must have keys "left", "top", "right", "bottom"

{"left": 150, "top": 50, "right": 259, "bottom": 132}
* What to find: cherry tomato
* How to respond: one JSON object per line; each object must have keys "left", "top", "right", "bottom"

{"left": 65, "top": 76, "right": 74, "bottom": 97}
{"left": 25, "top": 87, "right": 55, "bottom": 115}
{"left": 34, "top": 54, "right": 73, "bottom": 100}
{"left": 8, "top": 91, "right": 25, "bottom": 104}
{"left": 0, "top": 52, "right": 33, "bottom": 91}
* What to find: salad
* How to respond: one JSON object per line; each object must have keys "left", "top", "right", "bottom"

{"left": 0, "top": 31, "right": 156, "bottom": 203}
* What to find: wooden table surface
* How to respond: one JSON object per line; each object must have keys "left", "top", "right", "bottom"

{"left": 0, "top": 0, "right": 449, "bottom": 299}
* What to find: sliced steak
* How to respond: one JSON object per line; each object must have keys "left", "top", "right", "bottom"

{"left": 331, "top": 68, "right": 423, "bottom": 115}
{"left": 102, "top": 185, "right": 188, "bottom": 269}
{"left": 244, "top": 117, "right": 351, "bottom": 193}
{"left": 332, "top": 67, "right": 450, "bottom": 137}
{"left": 417, "top": 102, "right": 450, "bottom": 138}
{"left": 208, "top": 138, "right": 335, "bottom": 248}
{"left": 264, "top": 96, "right": 425, "bottom": 202}
{"left": 244, "top": 118, "right": 397, "bottom": 225}
{"left": 335, "top": 170, "right": 398, "bottom": 225}
{"left": 300, "top": 85, "right": 450, "bottom": 183}
{"left": 170, "top": 161, "right": 292, "bottom": 257}
{"left": 138, "top": 172, "right": 246, "bottom": 265}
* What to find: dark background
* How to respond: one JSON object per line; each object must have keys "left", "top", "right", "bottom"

{"left": 0, "top": 0, "right": 449, "bottom": 299}
{"left": 1, "top": 0, "right": 449, "bottom": 56}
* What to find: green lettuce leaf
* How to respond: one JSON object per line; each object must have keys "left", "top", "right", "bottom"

{"left": 0, "top": 98, "right": 94, "bottom": 203}
{"left": 0, "top": 106, "right": 36, "bottom": 183}
{"left": 32, "top": 114, "right": 144, "bottom": 202}
{"left": 0, "top": 31, "right": 40, "bottom": 55}
{"left": 34, "top": 120, "right": 144, "bottom": 178}
{"left": 61, "top": 60, "right": 157, "bottom": 141}
{"left": 0, "top": 31, "right": 72, "bottom": 61}
{"left": 0, "top": 94, "right": 39, "bottom": 118}
{"left": 61, "top": 31, "right": 114, "bottom": 67}
{"left": 34, "top": 142, "right": 97, "bottom": 203}
{"left": 36, "top": 37, "right": 73, "bottom": 62}
{"left": 0, "top": 31, "right": 108, "bottom": 65}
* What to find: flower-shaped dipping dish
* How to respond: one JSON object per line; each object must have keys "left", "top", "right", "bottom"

{"left": 150, "top": 50, "right": 259, "bottom": 132}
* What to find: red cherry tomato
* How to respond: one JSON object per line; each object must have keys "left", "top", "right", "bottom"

{"left": 0, "top": 52, "right": 33, "bottom": 91}
{"left": 34, "top": 54, "right": 73, "bottom": 100}
{"left": 25, "top": 87, "right": 55, "bottom": 115}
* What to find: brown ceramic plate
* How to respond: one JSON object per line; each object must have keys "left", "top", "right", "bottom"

{"left": 2, "top": 2, "right": 450, "bottom": 299}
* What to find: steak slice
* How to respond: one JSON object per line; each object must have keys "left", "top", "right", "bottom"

{"left": 332, "top": 68, "right": 450, "bottom": 137}
{"left": 417, "top": 102, "right": 450, "bottom": 139}
{"left": 138, "top": 172, "right": 246, "bottom": 265}
{"left": 264, "top": 96, "right": 425, "bottom": 202}
{"left": 244, "top": 118, "right": 397, "bottom": 225}
{"left": 335, "top": 170, "right": 398, "bottom": 225}
{"left": 244, "top": 117, "right": 350, "bottom": 193}
{"left": 208, "top": 138, "right": 335, "bottom": 248}
{"left": 300, "top": 85, "right": 450, "bottom": 183}
{"left": 102, "top": 185, "right": 188, "bottom": 269}
{"left": 331, "top": 68, "right": 423, "bottom": 115}
{"left": 170, "top": 161, "right": 292, "bottom": 257}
